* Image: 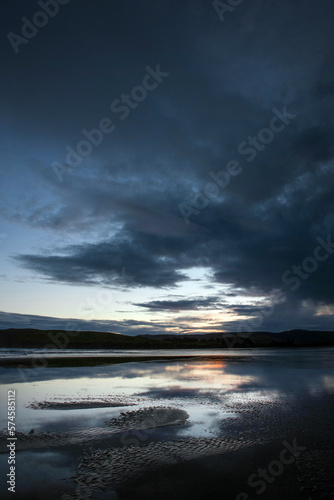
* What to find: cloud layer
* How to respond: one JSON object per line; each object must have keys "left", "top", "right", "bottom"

{"left": 1, "top": 0, "right": 334, "bottom": 332}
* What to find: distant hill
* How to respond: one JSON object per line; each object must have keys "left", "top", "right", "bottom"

{"left": 0, "top": 328, "right": 334, "bottom": 349}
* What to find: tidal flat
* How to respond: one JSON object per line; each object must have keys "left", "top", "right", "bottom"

{"left": 0, "top": 347, "right": 333, "bottom": 499}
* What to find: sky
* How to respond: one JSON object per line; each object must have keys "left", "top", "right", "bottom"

{"left": 1, "top": 0, "right": 334, "bottom": 335}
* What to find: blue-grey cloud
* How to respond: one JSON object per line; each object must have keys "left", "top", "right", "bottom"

{"left": 2, "top": 0, "right": 334, "bottom": 332}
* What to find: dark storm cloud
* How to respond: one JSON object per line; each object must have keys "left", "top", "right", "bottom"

{"left": 134, "top": 296, "right": 221, "bottom": 311}
{"left": 222, "top": 298, "right": 334, "bottom": 333}
{"left": 293, "top": 126, "right": 334, "bottom": 163}
{"left": 226, "top": 304, "right": 264, "bottom": 317}
{"left": 2, "top": 0, "right": 334, "bottom": 330}
{"left": 14, "top": 229, "right": 192, "bottom": 288}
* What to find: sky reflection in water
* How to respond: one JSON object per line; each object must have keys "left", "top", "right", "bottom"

{"left": 0, "top": 348, "right": 333, "bottom": 437}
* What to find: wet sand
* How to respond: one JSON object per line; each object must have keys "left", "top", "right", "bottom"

{"left": 2, "top": 393, "right": 334, "bottom": 499}
{"left": 68, "top": 393, "right": 334, "bottom": 500}
{"left": 0, "top": 406, "right": 190, "bottom": 453}
{"left": 1, "top": 348, "right": 333, "bottom": 499}
{"left": 105, "top": 407, "right": 189, "bottom": 430}
{"left": 29, "top": 400, "right": 133, "bottom": 410}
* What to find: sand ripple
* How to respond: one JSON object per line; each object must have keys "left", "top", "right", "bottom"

{"left": 68, "top": 435, "right": 253, "bottom": 499}
{"left": 105, "top": 406, "right": 189, "bottom": 430}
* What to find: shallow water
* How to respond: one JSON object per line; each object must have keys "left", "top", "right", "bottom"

{"left": 0, "top": 347, "right": 333, "bottom": 499}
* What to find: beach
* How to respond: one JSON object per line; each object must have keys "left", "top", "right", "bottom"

{"left": 0, "top": 347, "right": 333, "bottom": 499}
